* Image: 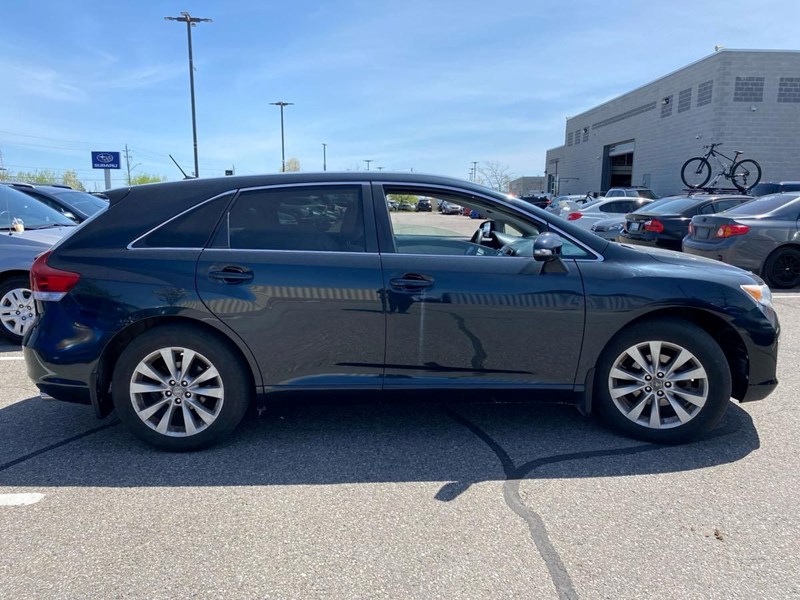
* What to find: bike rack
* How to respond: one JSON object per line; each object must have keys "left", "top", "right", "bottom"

{"left": 680, "top": 186, "right": 753, "bottom": 195}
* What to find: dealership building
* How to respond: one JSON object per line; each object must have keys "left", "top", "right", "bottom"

{"left": 544, "top": 49, "right": 800, "bottom": 197}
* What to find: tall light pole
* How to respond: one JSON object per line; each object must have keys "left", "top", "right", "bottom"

{"left": 164, "top": 11, "right": 211, "bottom": 178}
{"left": 270, "top": 101, "right": 293, "bottom": 172}
{"left": 322, "top": 143, "right": 327, "bottom": 171}
{"left": 364, "top": 159, "right": 372, "bottom": 171}
{"left": 471, "top": 161, "right": 478, "bottom": 182}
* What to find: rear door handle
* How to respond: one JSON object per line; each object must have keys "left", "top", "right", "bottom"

{"left": 208, "top": 266, "right": 254, "bottom": 284}
{"left": 389, "top": 274, "right": 434, "bottom": 290}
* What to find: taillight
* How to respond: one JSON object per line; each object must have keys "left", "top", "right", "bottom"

{"left": 644, "top": 219, "right": 664, "bottom": 233}
{"left": 30, "top": 250, "right": 80, "bottom": 301}
{"left": 688, "top": 223, "right": 694, "bottom": 235}
{"left": 567, "top": 212, "right": 582, "bottom": 220}
{"left": 715, "top": 223, "right": 750, "bottom": 238}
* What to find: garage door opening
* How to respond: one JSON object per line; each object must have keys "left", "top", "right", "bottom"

{"left": 602, "top": 140, "right": 635, "bottom": 190}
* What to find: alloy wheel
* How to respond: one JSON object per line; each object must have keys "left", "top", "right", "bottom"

{"left": 129, "top": 347, "right": 225, "bottom": 437}
{"left": 608, "top": 341, "right": 708, "bottom": 429}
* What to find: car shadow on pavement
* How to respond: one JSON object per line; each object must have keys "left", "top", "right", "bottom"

{"left": 0, "top": 341, "right": 22, "bottom": 354}
{"left": 0, "top": 394, "right": 759, "bottom": 493}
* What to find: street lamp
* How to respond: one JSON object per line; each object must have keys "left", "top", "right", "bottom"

{"left": 270, "top": 101, "right": 293, "bottom": 172}
{"left": 364, "top": 159, "right": 372, "bottom": 171}
{"left": 471, "top": 161, "right": 478, "bottom": 182}
{"left": 164, "top": 11, "right": 212, "bottom": 178}
{"left": 322, "top": 143, "right": 327, "bottom": 171}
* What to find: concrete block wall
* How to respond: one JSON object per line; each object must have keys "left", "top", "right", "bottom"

{"left": 545, "top": 50, "right": 800, "bottom": 197}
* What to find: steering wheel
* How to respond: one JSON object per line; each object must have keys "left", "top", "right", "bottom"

{"left": 469, "top": 228, "right": 483, "bottom": 245}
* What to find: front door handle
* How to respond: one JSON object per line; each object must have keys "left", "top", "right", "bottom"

{"left": 389, "top": 273, "right": 434, "bottom": 290}
{"left": 208, "top": 266, "right": 254, "bottom": 285}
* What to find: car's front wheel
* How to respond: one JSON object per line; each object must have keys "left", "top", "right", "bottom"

{"left": 594, "top": 318, "right": 731, "bottom": 444}
{"left": 112, "top": 325, "right": 252, "bottom": 451}
{"left": 0, "top": 275, "right": 36, "bottom": 344}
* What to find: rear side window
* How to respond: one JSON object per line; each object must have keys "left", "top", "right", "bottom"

{"left": 219, "top": 185, "right": 365, "bottom": 252}
{"left": 133, "top": 193, "right": 233, "bottom": 248}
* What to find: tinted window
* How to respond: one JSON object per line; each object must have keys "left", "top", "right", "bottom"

{"left": 643, "top": 197, "right": 700, "bottom": 214}
{"left": 224, "top": 186, "right": 365, "bottom": 252}
{"left": 715, "top": 198, "right": 749, "bottom": 212}
{"left": 136, "top": 193, "right": 233, "bottom": 248}
{"left": 50, "top": 190, "right": 108, "bottom": 215}
{"left": 722, "top": 193, "right": 800, "bottom": 216}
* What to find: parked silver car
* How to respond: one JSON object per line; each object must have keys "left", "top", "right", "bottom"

{"left": 0, "top": 185, "right": 78, "bottom": 343}
{"left": 564, "top": 197, "right": 654, "bottom": 231}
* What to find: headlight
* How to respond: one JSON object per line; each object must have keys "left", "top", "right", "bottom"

{"left": 741, "top": 283, "right": 773, "bottom": 314}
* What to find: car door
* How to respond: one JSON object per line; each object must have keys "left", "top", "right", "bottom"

{"left": 195, "top": 182, "right": 386, "bottom": 389}
{"left": 374, "top": 183, "right": 587, "bottom": 389}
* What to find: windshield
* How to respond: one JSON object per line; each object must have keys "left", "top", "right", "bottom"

{"left": 50, "top": 190, "right": 108, "bottom": 215}
{"left": 0, "top": 185, "right": 76, "bottom": 229}
{"left": 722, "top": 193, "right": 800, "bottom": 216}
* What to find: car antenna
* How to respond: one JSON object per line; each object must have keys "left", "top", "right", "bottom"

{"left": 169, "top": 154, "right": 195, "bottom": 179}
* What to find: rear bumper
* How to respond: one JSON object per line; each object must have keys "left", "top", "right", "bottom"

{"left": 682, "top": 240, "right": 768, "bottom": 274}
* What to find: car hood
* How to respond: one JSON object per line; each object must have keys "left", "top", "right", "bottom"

{"left": 0, "top": 227, "right": 74, "bottom": 247}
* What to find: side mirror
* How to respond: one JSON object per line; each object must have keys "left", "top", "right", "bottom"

{"left": 533, "top": 232, "right": 563, "bottom": 262}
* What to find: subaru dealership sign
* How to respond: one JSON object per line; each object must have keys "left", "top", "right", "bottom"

{"left": 91, "top": 151, "right": 121, "bottom": 169}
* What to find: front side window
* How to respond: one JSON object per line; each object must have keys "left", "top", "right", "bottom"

{"left": 221, "top": 186, "right": 365, "bottom": 252}
{"left": 383, "top": 187, "right": 591, "bottom": 259}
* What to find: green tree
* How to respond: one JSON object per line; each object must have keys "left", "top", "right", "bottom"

{"left": 11, "top": 169, "right": 60, "bottom": 184}
{"left": 130, "top": 173, "right": 167, "bottom": 185}
{"left": 61, "top": 170, "right": 86, "bottom": 191}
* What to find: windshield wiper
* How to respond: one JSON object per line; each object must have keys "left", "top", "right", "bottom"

{"left": 29, "top": 223, "right": 77, "bottom": 230}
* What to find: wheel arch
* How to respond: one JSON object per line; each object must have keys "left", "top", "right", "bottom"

{"left": 583, "top": 307, "right": 748, "bottom": 412}
{"left": 761, "top": 242, "right": 800, "bottom": 278}
{"left": 0, "top": 270, "right": 31, "bottom": 286}
{"left": 94, "top": 315, "right": 262, "bottom": 418}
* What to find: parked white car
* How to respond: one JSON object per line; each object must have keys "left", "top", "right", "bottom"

{"left": 564, "top": 197, "right": 654, "bottom": 231}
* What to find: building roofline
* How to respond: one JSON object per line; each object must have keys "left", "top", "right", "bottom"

{"left": 567, "top": 48, "right": 800, "bottom": 122}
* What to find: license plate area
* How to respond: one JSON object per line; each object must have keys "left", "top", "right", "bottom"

{"left": 628, "top": 222, "right": 641, "bottom": 232}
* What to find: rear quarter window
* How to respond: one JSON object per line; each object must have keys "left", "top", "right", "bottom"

{"left": 133, "top": 193, "right": 233, "bottom": 248}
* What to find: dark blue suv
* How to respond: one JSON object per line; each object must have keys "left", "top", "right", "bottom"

{"left": 24, "top": 173, "right": 780, "bottom": 450}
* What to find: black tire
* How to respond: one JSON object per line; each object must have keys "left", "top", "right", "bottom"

{"left": 594, "top": 318, "right": 731, "bottom": 444}
{"left": 680, "top": 157, "right": 712, "bottom": 189}
{"left": 0, "top": 275, "right": 35, "bottom": 344}
{"left": 763, "top": 246, "right": 800, "bottom": 289}
{"left": 112, "top": 324, "right": 252, "bottom": 451}
{"left": 731, "top": 159, "right": 762, "bottom": 192}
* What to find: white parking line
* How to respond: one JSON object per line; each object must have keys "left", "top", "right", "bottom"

{"left": 0, "top": 493, "right": 45, "bottom": 506}
{"left": 0, "top": 356, "right": 24, "bottom": 361}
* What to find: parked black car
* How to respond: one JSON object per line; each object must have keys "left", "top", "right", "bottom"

{"left": 683, "top": 193, "right": 800, "bottom": 288}
{"left": 416, "top": 197, "right": 432, "bottom": 212}
{"left": 3, "top": 182, "right": 108, "bottom": 222}
{"left": 24, "top": 173, "right": 779, "bottom": 451}
{"left": 618, "top": 193, "right": 752, "bottom": 250}
{"left": 749, "top": 181, "right": 800, "bottom": 197}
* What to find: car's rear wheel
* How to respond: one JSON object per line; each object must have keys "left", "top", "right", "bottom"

{"left": 0, "top": 275, "right": 35, "bottom": 344}
{"left": 595, "top": 319, "right": 731, "bottom": 444}
{"left": 763, "top": 247, "right": 800, "bottom": 289}
{"left": 112, "top": 325, "right": 252, "bottom": 451}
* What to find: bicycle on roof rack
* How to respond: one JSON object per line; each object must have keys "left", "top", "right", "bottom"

{"left": 680, "top": 143, "right": 762, "bottom": 192}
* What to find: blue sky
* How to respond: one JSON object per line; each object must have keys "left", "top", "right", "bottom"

{"left": 0, "top": 0, "right": 797, "bottom": 189}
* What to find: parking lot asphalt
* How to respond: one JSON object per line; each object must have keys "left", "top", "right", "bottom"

{"left": 0, "top": 242, "right": 798, "bottom": 599}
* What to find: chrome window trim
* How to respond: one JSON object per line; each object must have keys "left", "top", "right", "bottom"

{"left": 200, "top": 247, "right": 380, "bottom": 256}
{"left": 377, "top": 181, "right": 604, "bottom": 262}
{"left": 236, "top": 181, "right": 370, "bottom": 193}
{"left": 127, "top": 190, "right": 236, "bottom": 250}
